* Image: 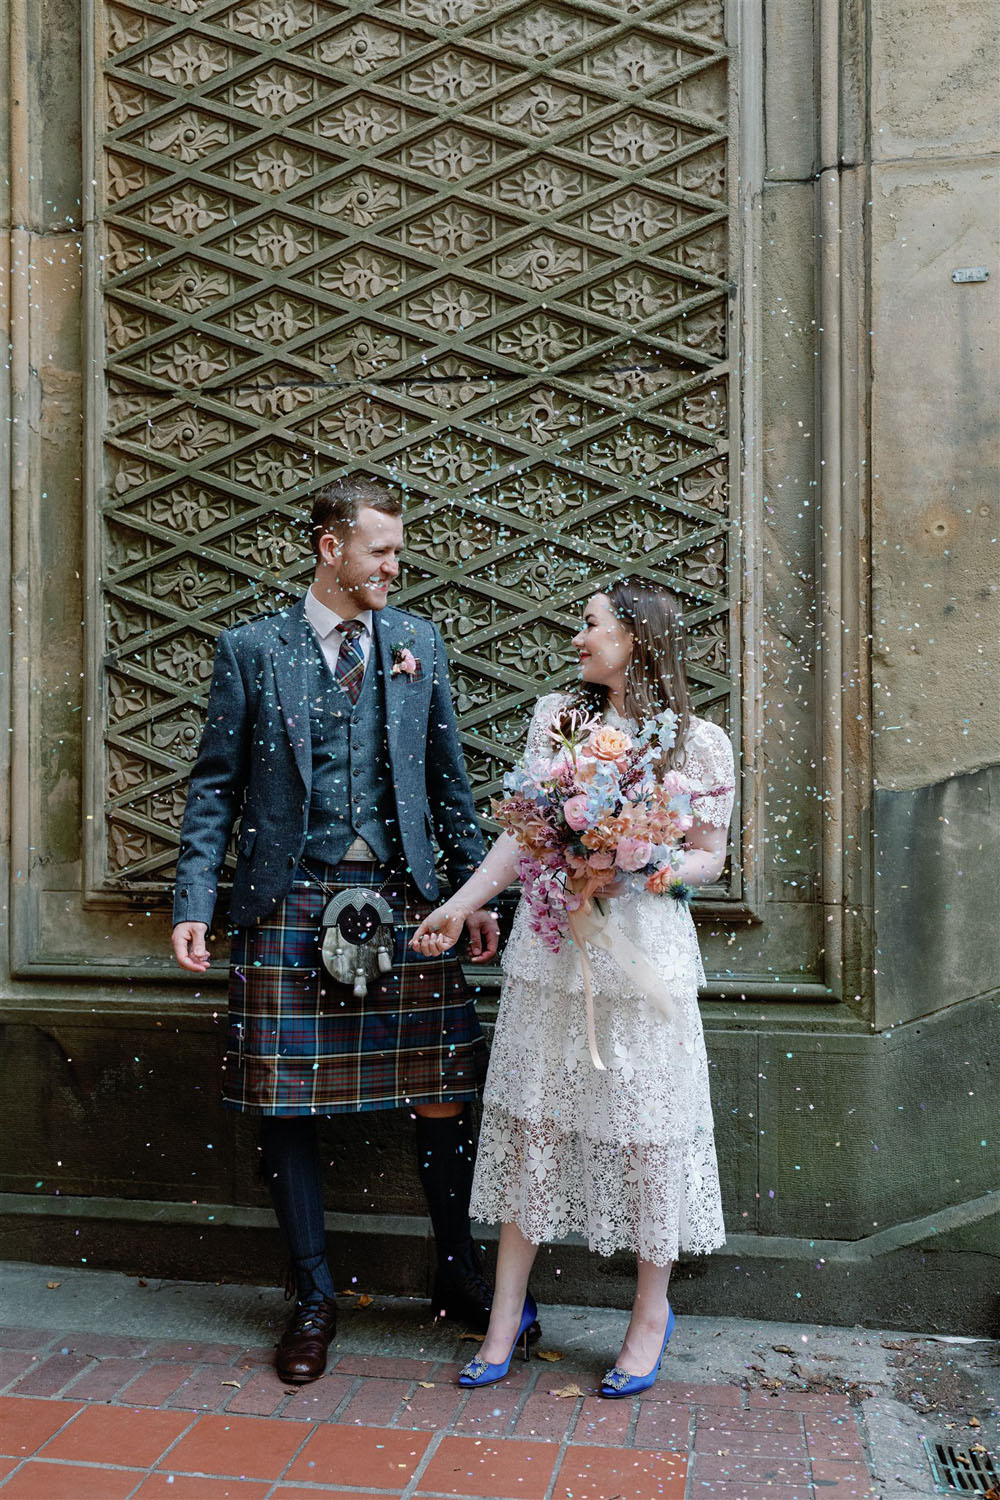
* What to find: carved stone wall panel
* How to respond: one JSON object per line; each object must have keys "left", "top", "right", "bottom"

{"left": 88, "top": 0, "right": 737, "bottom": 893}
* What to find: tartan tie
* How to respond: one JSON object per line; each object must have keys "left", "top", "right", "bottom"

{"left": 333, "top": 619, "right": 366, "bottom": 704}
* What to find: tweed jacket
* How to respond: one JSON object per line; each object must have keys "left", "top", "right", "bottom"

{"left": 172, "top": 598, "right": 485, "bottom": 929}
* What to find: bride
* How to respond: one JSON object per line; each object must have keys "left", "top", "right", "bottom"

{"left": 411, "top": 579, "right": 734, "bottom": 1396}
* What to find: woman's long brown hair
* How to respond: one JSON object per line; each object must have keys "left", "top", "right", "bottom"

{"left": 562, "top": 579, "right": 692, "bottom": 767}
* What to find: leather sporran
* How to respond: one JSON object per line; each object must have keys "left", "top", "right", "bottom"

{"left": 320, "top": 888, "right": 395, "bottom": 999}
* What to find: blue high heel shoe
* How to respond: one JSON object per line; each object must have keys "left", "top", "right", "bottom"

{"left": 599, "top": 1303, "right": 676, "bottom": 1398}
{"left": 458, "top": 1293, "right": 538, "bottom": 1388}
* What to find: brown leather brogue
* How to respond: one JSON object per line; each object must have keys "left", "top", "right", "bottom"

{"left": 275, "top": 1295, "right": 338, "bottom": 1384}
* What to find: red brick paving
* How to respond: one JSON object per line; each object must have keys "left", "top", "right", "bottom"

{"left": 0, "top": 1328, "right": 883, "bottom": 1499}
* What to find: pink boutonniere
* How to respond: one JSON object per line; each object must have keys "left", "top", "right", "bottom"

{"left": 391, "top": 644, "right": 422, "bottom": 679}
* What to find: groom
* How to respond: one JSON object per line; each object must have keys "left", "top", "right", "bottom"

{"left": 171, "top": 476, "right": 501, "bottom": 1383}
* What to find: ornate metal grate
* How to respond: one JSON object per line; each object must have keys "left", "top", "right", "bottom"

{"left": 88, "top": 0, "right": 736, "bottom": 893}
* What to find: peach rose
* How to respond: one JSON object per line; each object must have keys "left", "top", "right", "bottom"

{"left": 583, "top": 726, "right": 632, "bottom": 763}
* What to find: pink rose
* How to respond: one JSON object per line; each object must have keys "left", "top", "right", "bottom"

{"left": 662, "top": 769, "right": 692, "bottom": 797}
{"left": 615, "top": 836, "right": 653, "bottom": 871}
{"left": 392, "top": 648, "right": 417, "bottom": 676}
{"left": 562, "top": 794, "right": 591, "bottom": 831}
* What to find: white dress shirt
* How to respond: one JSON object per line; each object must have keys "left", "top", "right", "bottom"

{"left": 303, "top": 587, "right": 378, "bottom": 861}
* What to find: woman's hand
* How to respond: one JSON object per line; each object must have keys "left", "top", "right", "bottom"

{"left": 410, "top": 902, "right": 468, "bottom": 957}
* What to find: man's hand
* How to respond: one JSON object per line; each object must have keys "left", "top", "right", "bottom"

{"left": 172, "top": 921, "right": 211, "bottom": 974}
{"left": 464, "top": 908, "right": 500, "bottom": 964}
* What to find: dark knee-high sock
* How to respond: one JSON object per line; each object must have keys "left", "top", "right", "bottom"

{"left": 259, "top": 1117, "right": 336, "bottom": 1304}
{"left": 415, "top": 1107, "right": 478, "bottom": 1281}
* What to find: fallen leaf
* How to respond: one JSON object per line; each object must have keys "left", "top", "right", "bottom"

{"left": 417, "top": 1381, "right": 435, "bottom": 1389}
{"left": 772, "top": 1344, "right": 794, "bottom": 1356}
{"left": 536, "top": 1349, "right": 564, "bottom": 1363}
{"left": 550, "top": 1383, "right": 585, "bottom": 1399}
{"left": 460, "top": 1332, "right": 485, "bottom": 1343}
{"left": 971, "top": 1444, "right": 988, "bottom": 1455}
{"left": 969, "top": 1417, "right": 981, "bottom": 1428}
{"left": 137, "top": 1279, "right": 148, "bottom": 1287}
{"left": 356, "top": 1293, "right": 373, "bottom": 1308}
{"left": 46, "top": 1281, "right": 60, "bottom": 1290}
{"left": 221, "top": 1381, "right": 241, "bottom": 1389}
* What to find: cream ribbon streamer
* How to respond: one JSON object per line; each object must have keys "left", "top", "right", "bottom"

{"left": 567, "top": 897, "right": 678, "bottom": 1071}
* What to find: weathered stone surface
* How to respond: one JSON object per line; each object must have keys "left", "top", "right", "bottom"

{"left": 873, "top": 765, "right": 1000, "bottom": 1026}
{"left": 871, "top": 0, "right": 1000, "bottom": 161}
{"left": 764, "top": 0, "right": 816, "bottom": 180}
{"left": 870, "top": 160, "right": 1000, "bottom": 789}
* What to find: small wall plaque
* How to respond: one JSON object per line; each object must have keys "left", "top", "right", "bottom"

{"left": 951, "top": 266, "right": 990, "bottom": 283}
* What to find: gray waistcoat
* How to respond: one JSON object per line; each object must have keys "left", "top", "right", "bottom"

{"left": 304, "top": 633, "right": 398, "bottom": 865}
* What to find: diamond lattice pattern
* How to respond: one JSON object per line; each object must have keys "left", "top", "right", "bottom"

{"left": 96, "top": 0, "right": 734, "bottom": 888}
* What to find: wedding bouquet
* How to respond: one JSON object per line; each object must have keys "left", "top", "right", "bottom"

{"left": 493, "top": 706, "right": 695, "bottom": 955}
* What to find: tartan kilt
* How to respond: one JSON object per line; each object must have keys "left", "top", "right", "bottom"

{"left": 223, "top": 860, "right": 488, "bottom": 1115}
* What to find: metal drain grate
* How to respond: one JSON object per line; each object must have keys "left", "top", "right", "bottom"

{"left": 923, "top": 1438, "right": 1000, "bottom": 1494}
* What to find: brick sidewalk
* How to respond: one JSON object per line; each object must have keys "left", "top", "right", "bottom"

{"left": 0, "top": 1325, "right": 877, "bottom": 1499}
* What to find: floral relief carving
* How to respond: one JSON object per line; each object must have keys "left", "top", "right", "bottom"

{"left": 234, "top": 217, "right": 316, "bottom": 267}
{"left": 496, "top": 313, "right": 582, "bottom": 366}
{"left": 589, "top": 190, "right": 675, "bottom": 243}
{"left": 496, "top": 83, "right": 583, "bottom": 137}
{"left": 320, "top": 23, "right": 401, "bottom": 74}
{"left": 106, "top": 304, "right": 150, "bottom": 354}
{"left": 688, "top": 616, "right": 728, "bottom": 671}
{"left": 147, "top": 408, "right": 233, "bottom": 460}
{"left": 677, "top": 302, "right": 727, "bottom": 355}
{"left": 407, "top": 0, "right": 491, "bottom": 23}
{"left": 683, "top": 539, "right": 726, "bottom": 590}
{"left": 150, "top": 336, "right": 230, "bottom": 385}
{"left": 408, "top": 51, "right": 492, "bottom": 104}
{"left": 408, "top": 434, "right": 493, "bottom": 486}
{"left": 146, "top": 36, "right": 231, "bottom": 86}
{"left": 589, "top": 38, "right": 682, "bottom": 88}
{"left": 233, "top": 376, "right": 318, "bottom": 417}
{"left": 321, "top": 173, "right": 401, "bottom": 225}
{"left": 151, "top": 560, "right": 231, "bottom": 609}
{"left": 105, "top": 6, "right": 151, "bottom": 55}
{"left": 107, "top": 79, "right": 146, "bottom": 127}
{"left": 408, "top": 128, "right": 492, "bottom": 180}
{"left": 147, "top": 112, "right": 231, "bottom": 162}
{"left": 152, "top": 632, "right": 217, "bottom": 681}
{"left": 150, "top": 786, "right": 190, "bottom": 830}
{"left": 404, "top": 512, "right": 495, "bottom": 565}
{"left": 318, "top": 98, "right": 403, "bottom": 146}
{"left": 147, "top": 262, "right": 232, "bottom": 310}
{"left": 149, "top": 488, "right": 231, "bottom": 531}
{"left": 241, "top": 521, "right": 311, "bottom": 572}
{"left": 407, "top": 357, "right": 492, "bottom": 409}
{"left": 150, "top": 707, "right": 207, "bottom": 757}
{"left": 499, "top": 162, "right": 582, "bottom": 211}
{"left": 232, "top": 144, "right": 315, "bottom": 193}
{"left": 408, "top": 205, "right": 492, "bottom": 256}
{"left": 232, "top": 441, "right": 313, "bottom": 490}
{"left": 678, "top": 459, "right": 728, "bottom": 512}
{"left": 321, "top": 251, "right": 403, "bottom": 301}
{"left": 230, "top": 0, "right": 318, "bottom": 40}
{"left": 319, "top": 399, "right": 402, "bottom": 452}
{"left": 232, "top": 290, "right": 315, "bottom": 341}
{"left": 108, "top": 674, "right": 147, "bottom": 722}
{"left": 232, "top": 66, "right": 314, "bottom": 117}
{"left": 495, "top": 7, "right": 586, "bottom": 56}
{"left": 106, "top": 155, "right": 147, "bottom": 202}
{"left": 109, "top": 822, "right": 151, "bottom": 871}
{"left": 147, "top": 187, "right": 230, "bottom": 235}
{"left": 589, "top": 112, "right": 679, "bottom": 166}
{"left": 409, "top": 280, "right": 491, "bottom": 333}
{"left": 107, "top": 748, "right": 147, "bottom": 795}
{"left": 497, "top": 389, "right": 584, "bottom": 446}
{"left": 321, "top": 325, "right": 403, "bottom": 378}
{"left": 496, "top": 236, "right": 581, "bottom": 290}
{"left": 590, "top": 270, "right": 675, "bottom": 322}
{"left": 104, "top": 229, "right": 147, "bottom": 275}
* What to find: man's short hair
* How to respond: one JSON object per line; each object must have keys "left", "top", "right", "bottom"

{"left": 309, "top": 476, "right": 404, "bottom": 556}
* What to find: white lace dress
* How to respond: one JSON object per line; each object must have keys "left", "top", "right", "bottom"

{"left": 470, "top": 694, "right": 734, "bottom": 1265}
